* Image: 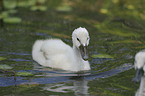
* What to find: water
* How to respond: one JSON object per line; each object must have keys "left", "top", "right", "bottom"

{"left": 0, "top": 0, "right": 145, "bottom": 96}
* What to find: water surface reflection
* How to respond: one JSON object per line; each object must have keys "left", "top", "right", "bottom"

{"left": 43, "top": 78, "right": 89, "bottom": 96}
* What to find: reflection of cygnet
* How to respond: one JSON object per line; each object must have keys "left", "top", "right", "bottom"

{"left": 32, "top": 27, "right": 90, "bottom": 72}
{"left": 133, "top": 50, "right": 145, "bottom": 82}
{"left": 135, "top": 77, "right": 145, "bottom": 96}
{"left": 43, "top": 79, "right": 89, "bottom": 96}
{"left": 73, "top": 79, "right": 89, "bottom": 96}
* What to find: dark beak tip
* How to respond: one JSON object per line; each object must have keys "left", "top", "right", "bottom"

{"left": 83, "top": 56, "right": 88, "bottom": 61}
{"left": 84, "top": 59, "right": 88, "bottom": 61}
{"left": 132, "top": 77, "right": 140, "bottom": 83}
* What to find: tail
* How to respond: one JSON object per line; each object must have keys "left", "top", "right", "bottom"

{"left": 32, "top": 40, "right": 46, "bottom": 65}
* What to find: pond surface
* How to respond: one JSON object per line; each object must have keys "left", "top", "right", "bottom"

{"left": 0, "top": 0, "right": 145, "bottom": 96}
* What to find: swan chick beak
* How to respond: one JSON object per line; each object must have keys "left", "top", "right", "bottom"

{"left": 132, "top": 68, "right": 144, "bottom": 82}
{"left": 79, "top": 45, "right": 88, "bottom": 61}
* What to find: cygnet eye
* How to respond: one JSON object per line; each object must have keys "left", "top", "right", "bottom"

{"left": 77, "top": 38, "right": 80, "bottom": 42}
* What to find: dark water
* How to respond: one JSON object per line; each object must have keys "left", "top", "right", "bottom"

{"left": 1, "top": 0, "right": 145, "bottom": 96}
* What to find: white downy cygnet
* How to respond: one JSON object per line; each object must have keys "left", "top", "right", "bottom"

{"left": 133, "top": 50, "right": 145, "bottom": 82}
{"left": 32, "top": 27, "right": 90, "bottom": 72}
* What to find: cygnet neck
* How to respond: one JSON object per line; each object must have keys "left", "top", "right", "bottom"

{"left": 73, "top": 45, "right": 82, "bottom": 60}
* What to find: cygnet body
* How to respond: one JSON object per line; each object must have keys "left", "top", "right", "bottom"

{"left": 32, "top": 27, "right": 90, "bottom": 72}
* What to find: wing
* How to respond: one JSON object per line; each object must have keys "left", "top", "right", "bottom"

{"left": 40, "top": 39, "right": 72, "bottom": 58}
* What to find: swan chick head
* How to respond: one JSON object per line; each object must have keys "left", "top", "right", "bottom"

{"left": 134, "top": 51, "right": 145, "bottom": 70}
{"left": 72, "top": 27, "right": 90, "bottom": 61}
{"left": 133, "top": 50, "right": 145, "bottom": 82}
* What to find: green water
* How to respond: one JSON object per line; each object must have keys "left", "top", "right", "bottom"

{"left": 0, "top": 0, "right": 145, "bottom": 96}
